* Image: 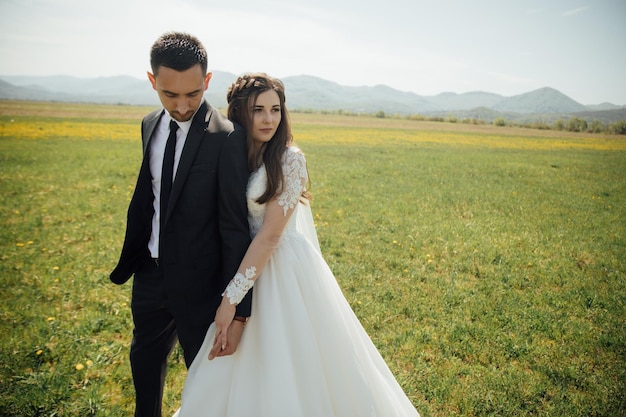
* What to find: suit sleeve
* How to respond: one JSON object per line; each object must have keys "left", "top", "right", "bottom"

{"left": 217, "top": 126, "right": 253, "bottom": 316}
{"left": 110, "top": 111, "right": 161, "bottom": 284}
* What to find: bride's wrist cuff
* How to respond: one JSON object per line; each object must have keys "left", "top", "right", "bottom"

{"left": 222, "top": 266, "right": 257, "bottom": 305}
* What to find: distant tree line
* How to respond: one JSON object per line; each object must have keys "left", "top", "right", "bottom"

{"left": 493, "top": 116, "right": 626, "bottom": 135}
{"left": 292, "top": 108, "right": 626, "bottom": 135}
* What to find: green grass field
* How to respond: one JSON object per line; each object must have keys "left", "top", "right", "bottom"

{"left": 1, "top": 100, "right": 625, "bottom": 416}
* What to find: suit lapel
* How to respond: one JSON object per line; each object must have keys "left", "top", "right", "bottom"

{"left": 134, "top": 109, "right": 164, "bottom": 199}
{"left": 164, "top": 101, "right": 210, "bottom": 224}
{"left": 142, "top": 109, "right": 164, "bottom": 154}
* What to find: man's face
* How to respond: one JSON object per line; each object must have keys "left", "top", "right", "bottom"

{"left": 148, "top": 64, "right": 211, "bottom": 122}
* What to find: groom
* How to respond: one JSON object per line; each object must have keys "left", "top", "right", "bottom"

{"left": 110, "top": 32, "right": 252, "bottom": 417}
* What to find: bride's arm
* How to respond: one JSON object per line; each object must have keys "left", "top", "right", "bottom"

{"left": 209, "top": 150, "right": 308, "bottom": 359}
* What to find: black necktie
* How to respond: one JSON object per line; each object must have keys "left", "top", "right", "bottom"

{"left": 160, "top": 120, "right": 178, "bottom": 229}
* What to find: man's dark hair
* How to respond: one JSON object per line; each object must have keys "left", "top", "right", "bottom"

{"left": 150, "top": 32, "right": 208, "bottom": 76}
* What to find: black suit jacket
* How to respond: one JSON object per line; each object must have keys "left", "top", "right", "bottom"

{"left": 110, "top": 101, "right": 252, "bottom": 323}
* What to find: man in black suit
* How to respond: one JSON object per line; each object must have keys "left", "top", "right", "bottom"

{"left": 110, "top": 32, "right": 251, "bottom": 417}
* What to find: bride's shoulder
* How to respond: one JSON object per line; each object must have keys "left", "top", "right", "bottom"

{"left": 283, "top": 145, "right": 306, "bottom": 162}
{"left": 282, "top": 146, "right": 307, "bottom": 173}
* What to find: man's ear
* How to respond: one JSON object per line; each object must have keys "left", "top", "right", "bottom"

{"left": 204, "top": 72, "right": 213, "bottom": 90}
{"left": 147, "top": 71, "right": 157, "bottom": 90}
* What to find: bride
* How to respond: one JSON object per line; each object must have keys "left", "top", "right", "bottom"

{"left": 174, "top": 73, "right": 420, "bottom": 416}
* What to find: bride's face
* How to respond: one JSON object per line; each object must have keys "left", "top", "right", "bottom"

{"left": 249, "top": 89, "right": 281, "bottom": 149}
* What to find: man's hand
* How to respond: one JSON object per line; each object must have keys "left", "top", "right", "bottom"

{"left": 209, "top": 319, "right": 245, "bottom": 359}
{"left": 208, "top": 297, "right": 245, "bottom": 360}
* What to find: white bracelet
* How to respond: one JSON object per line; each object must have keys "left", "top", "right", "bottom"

{"left": 222, "top": 266, "right": 256, "bottom": 305}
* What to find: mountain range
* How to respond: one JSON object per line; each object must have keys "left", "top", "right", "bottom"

{"left": 1, "top": 72, "right": 624, "bottom": 124}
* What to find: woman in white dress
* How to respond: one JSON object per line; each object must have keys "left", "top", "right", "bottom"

{"left": 175, "top": 73, "right": 420, "bottom": 416}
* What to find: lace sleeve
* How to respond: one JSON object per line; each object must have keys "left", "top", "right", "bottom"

{"left": 277, "top": 148, "right": 308, "bottom": 216}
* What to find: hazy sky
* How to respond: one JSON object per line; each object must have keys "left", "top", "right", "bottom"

{"left": 1, "top": 0, "right": 625, "bottom": 104}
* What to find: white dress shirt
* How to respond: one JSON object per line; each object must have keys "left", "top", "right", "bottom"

{"left": 148, "top": 112, "right": 193, "bottom": 258}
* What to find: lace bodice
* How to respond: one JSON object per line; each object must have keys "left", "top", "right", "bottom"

{"left": 221, "top": 147, "right": 311, "bottom": 304}
{"left": 247, "top": 146, "right": 308, "bottom": 237}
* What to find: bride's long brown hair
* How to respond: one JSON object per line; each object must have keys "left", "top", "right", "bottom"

{"left": 227, "top": 72, "right": 310, "bottom": 204}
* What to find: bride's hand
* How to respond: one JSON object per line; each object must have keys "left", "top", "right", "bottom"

{"left": 208, "top": 297, "right": 237, "bottom": 360}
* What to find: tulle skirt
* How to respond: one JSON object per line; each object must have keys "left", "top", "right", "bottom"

{"left": 175, "top": 230, "right": 420, "bottom": 417}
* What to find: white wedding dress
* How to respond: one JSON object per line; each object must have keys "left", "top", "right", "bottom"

{"left": 175, "top": 147, "right": 419, "bottom": 417}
